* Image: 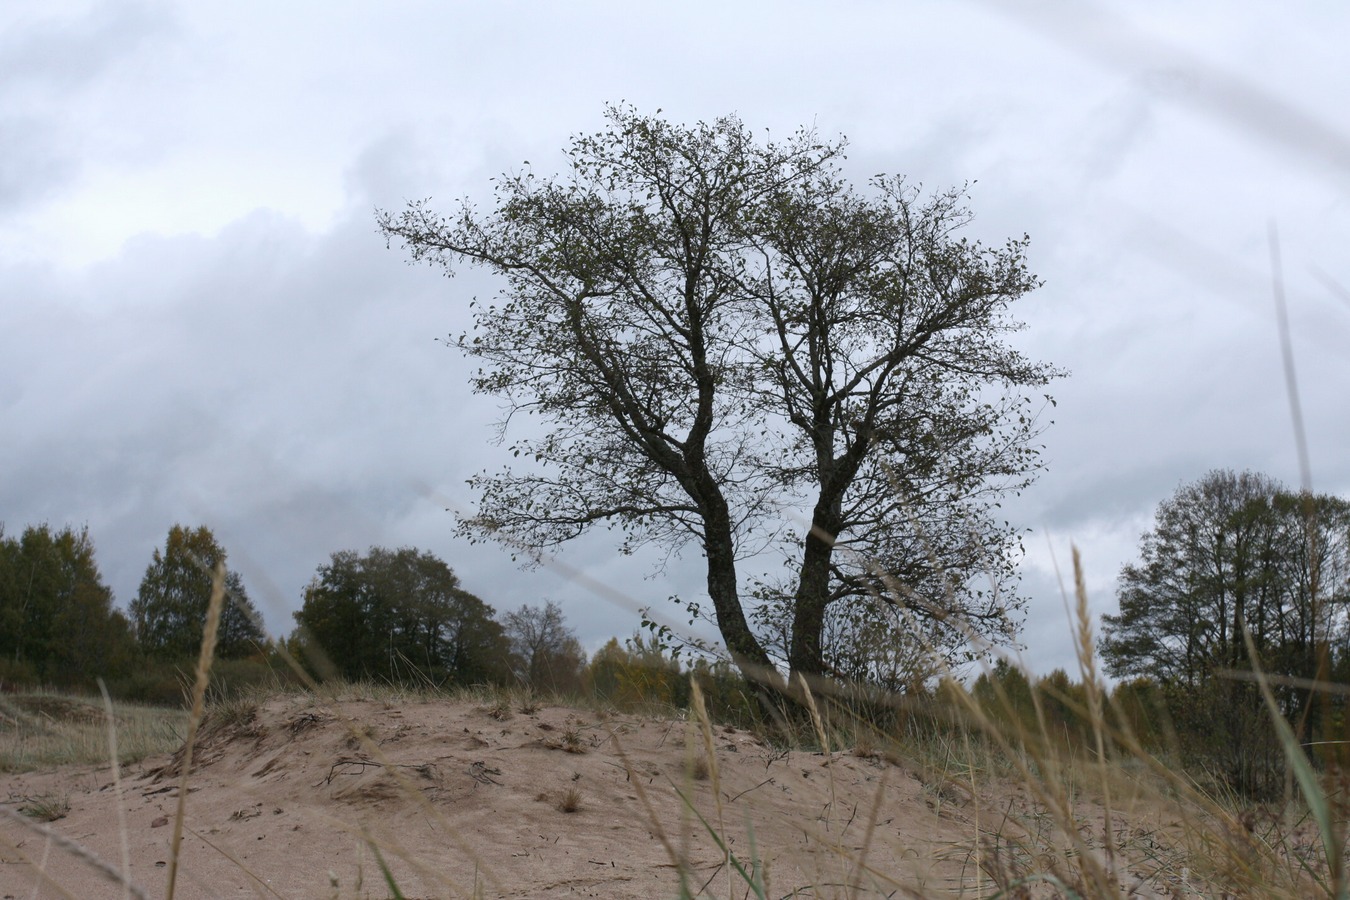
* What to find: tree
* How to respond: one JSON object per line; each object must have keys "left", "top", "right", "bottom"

{"left": 502, "top": 600, "right": 585, "bottom": 693}
{"left": 130, "top": 525, "right": 267, "bottom": 660}
{"left": 1102, "top": 470, "right": 1350, "bottom": 695}
{"left": 1100, "top": 470, "right": 1350, "bottom": 794}
{"left": 293, "top": 546, "right": 511, "bottom": 685}
{"left": 753, "top": 589, "right": 954, "bottom": 693}
{"left": 379, "top": 106, "right": 1061, "bottom": 689}
{"left": 1107, "top": 677, "right": 1169, "bottom": 751}
{"left": 969, "top": 658, "right": 1036, "bottom": 730}
{"left": 586, "top": 633, "right": 686, "bottom": 707}
{"left": 0, "top": 524, "right": 135, "bottom": 686}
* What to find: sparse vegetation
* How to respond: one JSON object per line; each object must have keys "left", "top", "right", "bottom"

{"left": 7, "top": 639, "right": 1350, "bottom": 897}
{"left": 555, "top": 786, "right": 583, "bottom": 813}
{"left": 0, "top": 689, "right": 186, "bottom": 772}
{"left": 3, "top": 35, "right": 1346, "bottom": 900}
{"left": 17, "top": 793, "right": 70, "bottom": 822}
{"left": 515, "top": 689, "right": 541, "bottom": 715}
{"left": 5, "top": 544, "right": 1349, "bottom": 899}
{"left": 560, "top": 724, "right": 585, "bottom": 754}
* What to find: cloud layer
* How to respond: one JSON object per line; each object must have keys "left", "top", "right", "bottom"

{"left": 2, "top": 0, "right": 1347, "bottom": 674}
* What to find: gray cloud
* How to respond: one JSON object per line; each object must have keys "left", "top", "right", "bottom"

{"left": 0, "top": 2, "right": 171, "bottom": 90}
{"left": 0, "top": 117, "right": 80, "bottom": 207}
{"left": 1, "top": 2, "right": 1346, "bottom": 676}
{"left": 0, "top": 3, "right": 175, "bottom": 213}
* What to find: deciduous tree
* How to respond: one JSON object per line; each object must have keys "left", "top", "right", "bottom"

{"left": 293, "top": 547, "right": 511, "bottom": 685}
{"left": 0, "top": 524, "right": 134, "bottom": 685}
{"left": 379, "top": 106, "right": 1061, "bottom": 689}
{"left": 130, "top": 524, "right": 266, "bottom": 660}
{"left": 586, "top": 633, "right": 685, "bottom": 707}
{"left": 1100, "top": 469, "right": 1350, "bottom": 794}
{"left": 502, "top": 600, "right": 585, "bottom": 693}
{"left": 1102, "top": 470, "right": 1350, "bottom": 693}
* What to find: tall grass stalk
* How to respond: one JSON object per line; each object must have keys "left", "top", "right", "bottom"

{"left": 1244, "top": 621, "right": 1347, "bottom": 899}
{"left": 687, "top": 679, "right": 729, "bottom": 898}
{"left": 165, "top": 558, "right": 226, "bottom": 900}
{"left": 97, "top": 678, "right": 132, "bottom": 900}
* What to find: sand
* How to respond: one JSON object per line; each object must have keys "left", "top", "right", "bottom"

{"left": 2, "top": 693, "right": 1169, "bottom": 898}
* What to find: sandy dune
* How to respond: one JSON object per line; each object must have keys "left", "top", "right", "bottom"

{"left": 2, "top": 693, "right": 1164, "bottom": 898}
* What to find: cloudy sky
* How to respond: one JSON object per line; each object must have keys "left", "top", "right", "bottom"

{"left": 2, "top": 1, "right": 1347, "bottom": 678}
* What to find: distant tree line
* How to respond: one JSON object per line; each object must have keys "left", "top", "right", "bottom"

{"left": 0, "top": 522, "right": 273, "bottom": 700}
{"left": 5, "top": 466, "right": 1348, "bottom": 801}
{"left": 957, "top": 471, "right": 1350, "bottom": 800}
{"left": 0, "top": 520, "right": 738, "bottom": 711}
{"left": 0, "top": 524, "right": 135, "bottom": 687}
{"left": 942, "top": 472, "right": 1349, "bottom": 800}
{"left": 290, "top": 547, "right": 514, "bottom": 686}
{"left": 0, "top": 522, "right": 594, "bottom": 702}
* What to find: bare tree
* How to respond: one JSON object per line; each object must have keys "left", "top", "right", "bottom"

{"left": 503, "top": 600, "right": 584, "bottom": 693}
{"left": 379, "top": 106, "right": 1061, "bottom": 690}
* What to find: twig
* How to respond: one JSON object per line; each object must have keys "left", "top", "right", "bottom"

{"left": 724, "top": 778, "right": 775, "bottom": 804}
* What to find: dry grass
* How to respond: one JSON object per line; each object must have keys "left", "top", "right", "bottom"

{"left": 6, "top": 642, "right": 1350, "bottom": 897}
{"left": 560, "top": 724, "right": 585, "bottom": 753}
{"left": 15, "top": 793, "right": 70, "bottom": 822}
{"left": 556, "top": 786, "right": 584, "bottom": 813}
{"left": 0, "top": 690, "right": 186, "bottom": 773}
{"left": 8, "top": 558, "right": 1340, "bottom": 900}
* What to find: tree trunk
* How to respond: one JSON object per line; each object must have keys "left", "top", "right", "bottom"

{"left": 788, "top": 510, "right": 838, "bottom": 682}
{"left": 698, "top": 494, "right": 774, "bottom": 684}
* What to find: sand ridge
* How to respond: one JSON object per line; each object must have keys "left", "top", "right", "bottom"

{"left": 2, "top": 693, "right": 1148, "bottom": 898}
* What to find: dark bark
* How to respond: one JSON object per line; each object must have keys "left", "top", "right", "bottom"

{"left": 702, "top": 499, "right": 773, "bottom": 677}
{"left": 788, "top": 515, "right": 838, "bottom": 680}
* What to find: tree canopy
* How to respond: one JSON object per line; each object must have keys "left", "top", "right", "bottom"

{"left": 1102, "top": 470, "right": 1350, "bottom": 693}
{"left": 0, "top": 523, "right": 134, "bottom": 686}
{"left": 293, "top": 546, "right": 511, "bottom": 686}
{"left": 1100, "top": 469, "right": 1350, "bottom": 794}
{"left": 130, "top": 524, "right": 267, "bottom": 661}
{"left": 379, "top": 106, "right": 1061, "bottom": 689}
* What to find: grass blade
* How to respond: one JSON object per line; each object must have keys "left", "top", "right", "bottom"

{"left": 672, "top": 784, "right": 766, "bottom": 899}
{"left": 165, "top": 559, "right": 226, "bottom": 900}
{"left": 368, "top": 841, "right": 407, "bottom": 900}
{"left": 1242, "top": 622, "right": 1345, "bottom": 899}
